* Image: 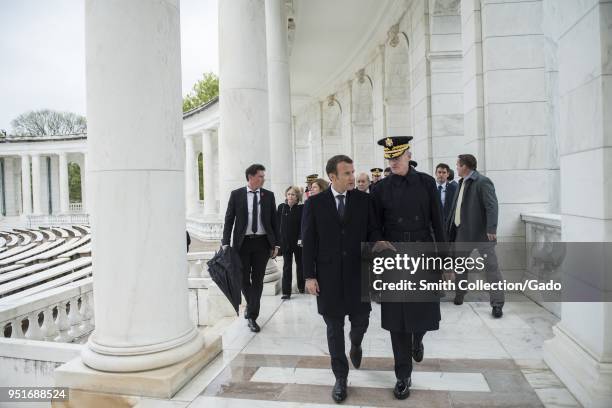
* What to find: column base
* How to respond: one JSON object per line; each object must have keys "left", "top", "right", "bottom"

{"left": 54, "top": 328, "right": 222, "bottom": 400}
{"left": 544, "top": 324, "right": 612, "bottom": 408}
{"left": 82, "top": 326, "right": 204, "bottom": 372}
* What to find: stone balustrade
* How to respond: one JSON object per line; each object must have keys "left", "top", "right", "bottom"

{"left": 27, "top": 214, "right": 90, "bottom": 228}
{"left": 0, "top": 277, "right": 94, "bottom": 343}
{"left": 68, "top": 203, "right": 83, "bottom": 213}
{"left": 521, "top": 213, "right": 562, "bottom": 317}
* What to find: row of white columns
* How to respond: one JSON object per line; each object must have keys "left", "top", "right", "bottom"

{"left": 18, "top": 152, "right": 86, "bottom": 216}
{"left": 218, "top": 0, "right": 293, "bottom": 214}
{"left": 185, "top": 130, "right": 218, "bottom": 218}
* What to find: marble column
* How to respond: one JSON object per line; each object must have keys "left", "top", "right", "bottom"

{"left": 184, "top": 134, "right": 198, "bottom": 217}
{"left": 58, "top": 152, "right": 69, "bottom": 213}
{"left": 219, "top": 0, "right": 270, "bottom": 215}
{"left": 30, "top": 154, "right": 42, "bottom": 215}
{"left": 81, "top": 153, "right": 88, "bottom": 212}
{"left": 265, "top": 0, "right": 293, "bottom": 197}
{"left": 202, "top": 129, "right": 217, "bottom": 216}
{"left": 20, "top": 155, "right": 32, "bottom": 215}
{"left": 461, "top": 0, "right": 485, "bottom": 161}
{"left": 81, "top": 0, "right": 203, "bottom": 372}
{"left": 543, "top": 2, "right": 612, "bottom": 407}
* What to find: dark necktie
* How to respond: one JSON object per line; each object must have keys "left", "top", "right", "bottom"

{"left": 438, "top": 185, "right": 443, "bottom": 205}
{"left": 337, "top": 194, "right": 345, "bottom": 219}
{"left": 251, "top": 191, "right": 258, "bottom": 234}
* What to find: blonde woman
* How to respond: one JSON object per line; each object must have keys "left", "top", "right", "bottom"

{"left": 277, "top": 186, "right": 304, "bottom": 298}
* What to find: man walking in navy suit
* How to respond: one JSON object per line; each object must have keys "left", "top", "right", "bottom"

{"left": 435, "top": 163, "right": 457, "bottom": 224}
{"left": 302, "top": 155, "right": 383, "bottom": 403}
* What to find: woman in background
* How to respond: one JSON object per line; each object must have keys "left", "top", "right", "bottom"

{"left": 277, "top": 186, "right": 304, "bottom": 299}
{"left": 309, "top": 178, "right": 329, "bottom": 196}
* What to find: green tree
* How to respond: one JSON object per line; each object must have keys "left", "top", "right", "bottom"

{"left": 183, "top": 72, "right": 219, "bottom": 112}
{"left": 68, "top": 163, "right": 82, "bottom": 203}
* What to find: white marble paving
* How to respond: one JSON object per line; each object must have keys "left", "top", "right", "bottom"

{"left": 250, "top": 367, "right": 491, "bottom": 392}
{"left": 534, "top": 388, "right": 581, "bottom": 408}
{"left": 189, "top": 396, "right": 365, "bottom": 408}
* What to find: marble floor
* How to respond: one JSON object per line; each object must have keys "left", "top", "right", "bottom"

{"left": 135, "top": 295, "right": 581, "bottom": 408}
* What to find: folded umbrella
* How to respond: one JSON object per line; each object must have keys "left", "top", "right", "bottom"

{"left": 206, "top": 246, "right": 243, "bottom": 315}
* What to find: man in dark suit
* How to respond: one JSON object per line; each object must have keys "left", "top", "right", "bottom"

{"left": 302, "top": 155, "right": 382, "bottom": 403}
{"left": 447, "top": 154, "right": 504, "bottom": 317}
{"left": 222, "top": 164, "right": 279, "bottom": 332}
{"left": 435, "top": 163, "right": 457, "bottom": 224}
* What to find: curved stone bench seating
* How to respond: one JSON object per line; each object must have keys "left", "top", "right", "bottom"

{"left": 50, "top": 227, "right": 70, "bottom": 238}
{"left": 0, "top": 239, "right": 66, "bottom": 267}
{"left": 0, "top": 264, "right": 25, "bottom": 275}
{"left": 0, "top": 266, "right": 92, "bottom": 307}
{"left": 5, "top": 233, "right": 21, "bottom": 247}
{"left": 0, "top": 243, "right": 38, "bottom": 261}
{"left": 0, "top": 236, "right": 7, "bottom": 249}
{"left": 0, "top": 257, "right": 92, "bottom": 298}
{"left": 29, "top": 230, "right": 45, "bottom": 243}
{"left": 59, "top": 243, "right": 91, "bottom": 259}
{"left": 72, "top": 225, "right": 89, "bottom": 235}
{"left": 0, "top": 258, "right": 70, "bottom": 285}
{"left": 20, "top": 237, "right": 82, "bottom": 263}
{"left": 61, "top": 226, "right": 83, "bottom": 238}
{"left": 12, "top": 229, "right": 35, "bottom": 245}
{"left": 19, "top": 233, "right": 33, "bottom": 246}
{"left": 38, "top": 229, "right": 56, "bottom": 242}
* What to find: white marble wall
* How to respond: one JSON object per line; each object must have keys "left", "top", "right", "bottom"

{"left": 293, "top": 101, "right": 322, "bottom": 185}
{"left": 481, "top": 0, "right": 551, "bottom": 241}
{"left": 429, "top": 0, "right": 464, "bottom": 170}
{"left": 543, "top": 2, "right": 612, "bottom": 406}
{"left": 352, "top": 75, "right": 377, "bottom": 173}
{"left": 321, "top": 99, "right": 343, "bottom": 167}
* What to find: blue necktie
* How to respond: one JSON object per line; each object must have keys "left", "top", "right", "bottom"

{"left": 337, "top": 194, "right": 345, "bottom": 219}
{"left": 251, "top": 191, "right": 258, "bottom": 234}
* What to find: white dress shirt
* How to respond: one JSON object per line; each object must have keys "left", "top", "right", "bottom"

{"left": 436, "top": 181, "right": 448, "bottom": 207}
{"left": 245, "top": 186, "right": 266, "bottom": 235}
{"left": 330, "top": 185, "right": 347, "bottom": 210}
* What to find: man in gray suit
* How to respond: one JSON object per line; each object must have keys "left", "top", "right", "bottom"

{"left": 447, "top": 154, "right": 505, "bottom": 318}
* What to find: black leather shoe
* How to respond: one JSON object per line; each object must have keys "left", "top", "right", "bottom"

{"left": 454, "top": 293, "right": 464, "bottom": 305}
{"left": 492, "top": 305, "right": 503, "bottom": 318}
{"left": 393, "top": 377, "right": 411, "bottom": 400}
{"left": 247, "top": 318, "right": 260, "bottom": 332}
{"left": 281, "top": 295, "right": 290, "bottom": 300}
{"left": 332, "top": 378, "right": 347, "bottom": 403}
{"left": 413, "top": 341, "right": 424, "bottom": 363}
{"left": 349, "top": 343, "right": 363, "bottom": 369}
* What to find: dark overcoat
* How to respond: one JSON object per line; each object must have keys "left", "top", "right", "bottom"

{"left": 370, "top": 169, "right": 447, "bottom": 332}
{"left": 302, "top": 188, "right": 382, "bottom": 317}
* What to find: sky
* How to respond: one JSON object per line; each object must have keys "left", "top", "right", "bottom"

{"left": 0, "top": 0, "right": 219, "bottom": 132}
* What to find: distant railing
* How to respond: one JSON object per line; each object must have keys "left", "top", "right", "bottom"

{"left": 69, "top": 203, "right": 83, "bottom": 213}
{"left": 27, "top": 214, "right": 89, "bottom": 227}
{"left": 0, "top": 278, "right": 94, "bottom": 343}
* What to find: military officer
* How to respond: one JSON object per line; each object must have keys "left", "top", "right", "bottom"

{"left": 370, "top": 167, "right": 383, "bottom": 184}
{"left": 370, "top": 136, "right": 447, "bottom": 400}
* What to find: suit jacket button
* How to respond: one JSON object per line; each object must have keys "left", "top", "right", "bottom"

{"left": 342, "top": 251, "right": 347, "bottom": 256}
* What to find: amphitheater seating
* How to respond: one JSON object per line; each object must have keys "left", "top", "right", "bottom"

{"left": 0, "top": 226, "right": 93, "bottom": 303}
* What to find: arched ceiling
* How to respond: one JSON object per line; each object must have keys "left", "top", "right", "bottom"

{"left": 289, "top": 0, "right": 392, "bottom": 102}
